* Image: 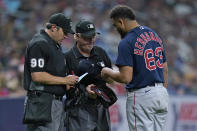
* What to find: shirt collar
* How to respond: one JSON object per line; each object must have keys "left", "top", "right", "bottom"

{"left": 40, "top": 29, "right": 62, "bottom": 51}
{"left": 128, "top": 25, "right": 142, "bottom": 33}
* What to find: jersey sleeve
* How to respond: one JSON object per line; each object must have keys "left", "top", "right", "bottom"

{"left": 116, "top": 40, "right": 133, "bottom": 67}
{"left": 28, "top": 41, "right": 48, "bottom": 72}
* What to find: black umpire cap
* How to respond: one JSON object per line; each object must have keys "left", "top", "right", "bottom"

{"left": 48, "top": 13, "right": 74, "bottom": 34}
{"left": 75, "top": 20, "right": 100, "bottom": 38}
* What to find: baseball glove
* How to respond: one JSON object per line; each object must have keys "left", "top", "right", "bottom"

{"left": 91, "top": 84, "right": 117, "bottom": 108}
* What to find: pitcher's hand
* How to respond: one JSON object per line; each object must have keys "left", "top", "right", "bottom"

{"left": 101, "top": 67, "right": 112, "bottom": 80}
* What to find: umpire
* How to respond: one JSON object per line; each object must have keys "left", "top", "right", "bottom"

{"left": 65, "top": 20, "right": 112, "bottom": 131}
{"left": 23, "top": 13, "right": 78, "bottom": 131}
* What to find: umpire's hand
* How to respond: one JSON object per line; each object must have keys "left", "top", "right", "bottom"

{"left": 86, "top": 84, "right": 97, "bottom": 99}
{"left": 64, "top": 75, "right": 79, "bottom": 85}
{"left": 86, "top": 84, "right": 96, "bottom": 94}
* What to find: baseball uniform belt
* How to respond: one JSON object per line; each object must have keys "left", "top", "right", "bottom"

{"left": 127, "top": 83, "right": 163, "bottom": 92}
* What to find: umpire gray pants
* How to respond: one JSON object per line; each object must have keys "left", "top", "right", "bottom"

{"left": 26, "top": 99, "right": 65, "bottom": 131}
{"left": 126, "top": 84, "right": 169, "bottom": 131}
{"left": 66, "top": 104, "right": 111, "bottom": 131}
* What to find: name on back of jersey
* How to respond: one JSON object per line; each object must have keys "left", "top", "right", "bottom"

{"left": 134, "top": 31, "right": 163, "bottom": 56}
{"left": 134, "top": 31, "right": 164, "bottom": 71}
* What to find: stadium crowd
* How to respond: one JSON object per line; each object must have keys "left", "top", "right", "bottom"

{"left": 0, "top": 0, "right": 197, "bottom": 97}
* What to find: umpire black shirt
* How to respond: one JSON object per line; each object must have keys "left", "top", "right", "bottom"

{"left": 65, "top": 43, "right": 112, "bottom": 96}
{"left": 24, "top": 29, "right": 67, "bottom": 96}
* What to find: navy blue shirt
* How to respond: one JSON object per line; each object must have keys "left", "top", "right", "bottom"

{"left": 116, "top": 26, "right": 166, "bottom": 89}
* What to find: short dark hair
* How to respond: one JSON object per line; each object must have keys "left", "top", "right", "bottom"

{"left": 110, "top": 5, "right": 136, "bottom": 20}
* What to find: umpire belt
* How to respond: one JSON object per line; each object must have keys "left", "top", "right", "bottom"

{"left": 28, "top": 91, "right": 63, "bottom": 101}
{"left": 127, "top": 83, "right": 163, "bottom": 92}
{"left": 53, "top": 95, "right": 63, "bottom": 101}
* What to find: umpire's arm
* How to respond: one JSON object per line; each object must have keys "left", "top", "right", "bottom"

{"left": 31, "top": 72, "right": 78, "bottom": 86}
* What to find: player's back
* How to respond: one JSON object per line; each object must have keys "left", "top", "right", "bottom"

{"left": 123, "top": 26, "right": 166, "bottom": 89}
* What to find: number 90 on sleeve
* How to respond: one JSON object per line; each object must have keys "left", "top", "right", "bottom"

{"left": 30, "top": 58, "right": 45, "bottom": 68}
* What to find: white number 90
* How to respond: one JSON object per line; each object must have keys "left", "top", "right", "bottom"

{"left": 31, "top": 58, "right": 44, "bottom": 68}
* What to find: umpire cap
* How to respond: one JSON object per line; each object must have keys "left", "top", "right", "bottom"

{"left": 75, "top": 20, "right": 100, "bottom": 38}
{"left": 49, "top": 13, "right": 74, "bottom": 34}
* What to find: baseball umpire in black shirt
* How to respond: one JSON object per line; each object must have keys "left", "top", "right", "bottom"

{"left": 64, "top": 20, "right": 115, "bottom": 131}
{"left": 23, "top": 13, "right": 78, "bottom": 131}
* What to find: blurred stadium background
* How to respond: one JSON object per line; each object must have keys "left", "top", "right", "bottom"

{"left": 0, "top": 0, "right": 197, "bottom": 131}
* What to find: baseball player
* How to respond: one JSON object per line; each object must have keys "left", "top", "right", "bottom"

{"left": 64, "top": 20, "right": 112, "bottom": 131}
{"left": 101, "top": 5, "right": 169, "bottom": 131}
{"left": 23, "top": 13, "right": 78, "bottom": 131}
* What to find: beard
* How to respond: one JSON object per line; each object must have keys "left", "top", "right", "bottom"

{"left": 117, "top": 27, "right": 127, "bottom": 39}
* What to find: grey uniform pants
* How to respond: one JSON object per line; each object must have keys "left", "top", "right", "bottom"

{"left": 66, "top": 104, "right": 111, "bottom": 131}
{"left": 26, "top": 99, "right": 65, "bottom": 131}
{"left": 126, "top": 84, "right": 169, "bottom": 131}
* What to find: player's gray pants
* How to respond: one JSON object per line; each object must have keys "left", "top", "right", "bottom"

{"left": 126, "top": 84, "right": 169, "bottom": 131}
{"left": 26, "top": 99, "right": 65, "bottom": 131}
